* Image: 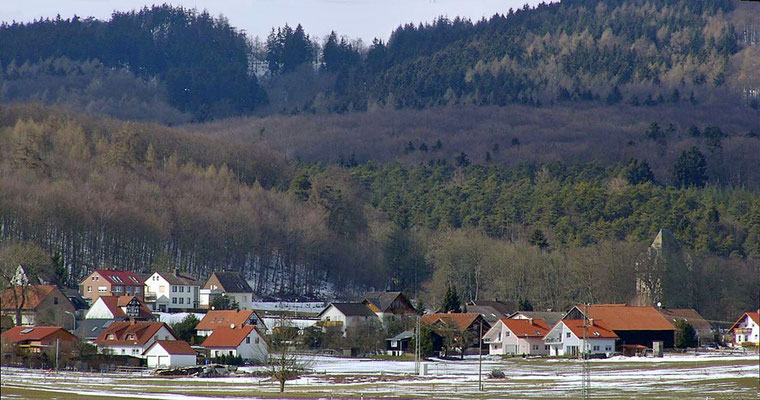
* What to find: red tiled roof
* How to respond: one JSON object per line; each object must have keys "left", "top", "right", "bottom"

{"left": 93, "top": 270, "right": 143, "bottom": 286}
{"left": 196, "top": 310, "right": 254, "bottom": 331}
{"left": 562, "top": 319, "right": 619, "bottom": 339}
{"left": 144, "top": 340, "right": 196, "bottom": 355}
{"left": 201, "top": 325, "right": 256, "bottom": 348}
{"left": 1, "top": 326, "right": 77, "bottom": 343}
{"left": 94, "top": 321, "right": 171, "bottom": 345}
{"left": 499, "top": 318, "right": 550, "bottom": 338}
{"left": 421, "top": 313, "right": 483, "bottom": 331}
{"left": 729, "top": 311, "right": 760, "bottom": 333}
{"left": 573, "top": 304, "right": 675, "bottom": 331}
{"left": 97, "top": 296, "right": 154, "bottom": 319}
{"left": 0, "top": 285, "right": 57, "bottom": 310}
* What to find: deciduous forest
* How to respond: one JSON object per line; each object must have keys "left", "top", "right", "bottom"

{"left": 1, "top": 0, "right": 758, "bottom": 322}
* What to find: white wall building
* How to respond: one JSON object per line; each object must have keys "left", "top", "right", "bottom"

{"left": 201, "top": 325, "right": 268, "bottom": 363}
{"left": 94, "top": 321, "right": 176, "bottom": 358}
{"left": 483, "top": 318, "right": 550, "bottom": 356}
{"left": 729, "top": 311, "right": 760, "bottom": 345}
{"left": 544, "top": 319, "right": 617, "bottom": 357}
{"left": 201, "top": 272, "right": 254, "bottom": 310}
{"left": 144, "top": 270, "right": 201, "bottom": 312}
{"left": 317, "top": 303, "right": 379, "bottom": 335}
{"left": 143, "top": 340, "right": 197, "bottom": 368}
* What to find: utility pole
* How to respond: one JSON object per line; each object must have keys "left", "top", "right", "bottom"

{"left": 582, "top": 303, "right": 590, "bottom": 400}
{"left": 55, "top": 338, "right": 60, "bottom": 370}
{"left": 415, "top": 315, "right": 421, "bottom": 375}
{"left": 478, "top": 320, "right": 483, "bottom": 391}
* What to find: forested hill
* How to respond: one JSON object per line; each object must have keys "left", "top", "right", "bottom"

{"left": 2, "top": 0, "right": 759, "bottom": 120}
{"left": 1, "top": 104, "right": 758, "bottom": 319}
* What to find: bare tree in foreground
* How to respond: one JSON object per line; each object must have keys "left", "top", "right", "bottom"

{"left": 268, "top": 315, "right": 312, "bottom": 392}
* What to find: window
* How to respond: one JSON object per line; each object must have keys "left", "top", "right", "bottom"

{"left": 92, "top": 276, "right": 99, "bottom": 281}
{"left": 179, "top": 286, "right": 184, "bottom": 293}
{"left": 121, "top": 349, "right": 125, "bottom": 354}
{"left": 606, "top": 346, "right": 612, "bottom": 351}
{"left": 172, "top": 298, "right": 177, "bottom": 304}
{"left": 593, "top": 345, "right": 600, "bottom": 351}
{"left": 229, "top": 351, "right": 233, "bottom": 356}
{"left": 505, "top": 331, "right": 510, "bottom": 337}
{"left": 98, "top": 286, "right": 107, "bottom": 292}
{"left": 172, "top": 286, "right": 177, "bottom": 293}
{"left": 566, "top": 332, "right": 571, "bottom": 338}
{"left": 255, "top": 338, "right": 259, "bottom": 344}
{"left": 130, "top": 277, "right": 139, "bottom": 283}
{"left": 545, "top": 345, "right": 550, "bottom": 350}
{"left": 132, "top": 349, "right": 139, "bottom": 354}
{"left": 243, "top": 296, "right": 247, "bottom": 302}
{"left": 135, "top": 287, "right": 141, "bottom": 293}
{"left": 246, "top": 337, "right": 251, "bottom": 344}
{"left": 533, "top": 345, "right": 539, "bottom": 350}
{"left": 113, "top": 286, "right": 123, "bottom": 292}
{"left": 187, "top": 298, "right": 190, "bottom": 305}
{"left": 179, "top": 298, "right": 184, "bottom": 304}
{"left": 53, "top": 297, "right": 59, "bottom": 305}
{"left": 87, "top": 286, "right": 92, "bottom": 292}
{"left": 127, "top": 334, "right": 135, "bottom": 340}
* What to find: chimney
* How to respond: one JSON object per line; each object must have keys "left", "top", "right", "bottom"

{"left": 174, "top": 268, "right": 180, "bottom": 276}
{"left": 528, "top": 318, "right": 534, "bottom": 325}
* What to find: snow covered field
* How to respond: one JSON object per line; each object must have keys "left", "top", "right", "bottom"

{"left": 2, "top": 353, "right": 758, "bottom": 399}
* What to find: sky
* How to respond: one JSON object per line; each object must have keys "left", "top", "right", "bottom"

{"left": 2, "top": 0, "right": 542, "bottom": 43}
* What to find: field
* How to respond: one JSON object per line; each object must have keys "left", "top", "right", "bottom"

{"left": 2, "top": 353, "right": 759, "bottom": 399}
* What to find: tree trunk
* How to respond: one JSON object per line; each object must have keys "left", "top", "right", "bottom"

{"left": 279, "top": 378, "right": 285, "bottom": 392}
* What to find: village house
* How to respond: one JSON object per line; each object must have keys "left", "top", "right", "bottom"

{"left": 195, "top": 309, "right": 265, "bottom": 337}
{"left": 564, "top": 304, "right": 676, "bottom": 348}
{"left": 94, "top": 321, "right": 176, "bottom": 357}
{"left": 1, "top": 326, "right": 79, "bottom": 354}
{"left": 79, "top": 270, "right": 144, "bottom": 304}
{"left": 0, "top": 285, "right": 76, "bottom": 329}
{"left": 466, "top": 300, "right": 516, "bottom": 325}
{"left": 143, "top": 339, "right": 197, "bottom": 368}
{"left": 509, "top": 310, "right": 565, "bottom": 328}
{"left": 317, "top": 303, "right": 379, "bottom": 335}
{"left": 74, "top": 319, "right": 116, "bottom": 343}
{"left": 483, "top": 318, "right": 550, "bottom": 356}
{"left": 544, "top": 319, "right": 618, "bottom": 357}
{"left": 201, "top": 272, "right": 254, "bottom": 310}
{"left": 201, "top": 325, "right": 268, "bottom": 363}
{"left": 728, "top": 311, "right": 760, "bottom": 346}
{"left": 386, "top": 330, "right": 414, "bottom": 356}
{"left": 421, "top": 313, "right": 491, "bottom": 356}
{"left": 658, "top": 308, "right": 714, "bottom": 346}
{"left": 11, "top": 265, "right": 56, "bottom": 286}
{"left": 362, "top": 291, "right": 417, "bottom": 322}
{"left": 84, "top": 295, "right": 155, "bottom": 321}
{"left": 144, "top": 269, "right": 201, "bottom": 312}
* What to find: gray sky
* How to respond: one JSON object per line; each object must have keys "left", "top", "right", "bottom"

{"left": 3, "top": 0, "right": 541, "bottom": 43}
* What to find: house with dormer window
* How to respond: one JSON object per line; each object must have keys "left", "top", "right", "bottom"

{"left": 79, "top": 270, "right": 144, "bottom": 304}
{"left": 483, "top": 318, "right": 550, "bottom": 355}
{"left": 544, "top": 319, "right": 618, "bottom": 357}
{"left": 144, "top": 269, "right": 201, "bottom": 312}
{"left": 94, "top": 321, "right": 177, "bottom": 357}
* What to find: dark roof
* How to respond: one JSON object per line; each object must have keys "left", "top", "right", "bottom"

{"left": 156, "top": 271, "right": 201, "bottom": 286}
{"left": 386, "top": 330, "right": 415, "bottom": 341}
{"left": 469, "top": 300, "right": 515, "bottom": 316}
{"left": 75, "top": 319, "right": 116, "bottom": 340}
{"left": 210, "top": 272, "right": 253, "bottom": 293}
{"left": 658, "top": 309, "right": 713, "bottom": 335}
{"left": 321, "top": 303, "right": 377, "bottom": 317}
{"left": 468, "top": 305, "right": 510, "bottom": 324}
{"left": 63, "top": 289, "right": 90, "bottom": 310}
{"left": 510, "top": 311, "right": 565, "bottom": 327}
{"left": 363, "top": 291, "right": 405, "bottom": 312}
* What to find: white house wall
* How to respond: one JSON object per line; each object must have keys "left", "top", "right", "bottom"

{"left": 733, "top": 316, "right": 760, "bottom": 345}
{"left": 84, "top": 298, "right": 116, "bottom": 319}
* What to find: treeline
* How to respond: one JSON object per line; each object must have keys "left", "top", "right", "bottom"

{"left": 1, "top": 104, "right": 757, "bottom": 321}
{"left": 1, "top": 5, "right": 266, "bottom": 120}
{"left": 3, "top": 0, "right": 758, "bottom": 120}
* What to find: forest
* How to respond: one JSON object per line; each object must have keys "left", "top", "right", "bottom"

{"left": 2, "top": 0, "right": 759, "bottom": 120}
{"left": 1, "top": 0, "right": 759, "bottom": 323}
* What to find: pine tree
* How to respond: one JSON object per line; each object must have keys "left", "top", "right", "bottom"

{"left": 673, "top": 147, "right": 708, "bottom": 187}
{"left": 441, "top": 286, "right": 461, "bottom": 313}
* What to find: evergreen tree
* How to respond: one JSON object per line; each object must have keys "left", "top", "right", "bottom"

{"left": 673, "top": 147, "right": 708, "bottom": 188}
{"left": 441, "top": 285, "right": 462, "bottom": 313}
{"left": 674, "top": 320, "right": 697, "bottom": 348}
{"left": 528, "top": 229, "right": 549, "bottom": 250}
{"left": 623, "top": 158, "right": 654, "bottom": 185}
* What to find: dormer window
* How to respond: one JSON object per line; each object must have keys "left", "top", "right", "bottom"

{"left": 127, "top": 334, "right": 135, "bottom": 340}
{"left": 108, "top": 334, "right": 115, "bottom": 340}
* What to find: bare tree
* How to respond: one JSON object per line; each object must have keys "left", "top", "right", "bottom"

{"left": 268, "top": 315, "right": 312, "bottom": 393}
{"left": 0, "top": 242, "right": 50, "bottom": 326}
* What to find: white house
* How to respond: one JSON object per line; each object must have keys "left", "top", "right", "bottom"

{"left": 94, "top": 321, "right": 177, "bottom": 357}
{"left": 84, "top": 295, "right": 154, "bottom": 320}
{"left": 201, "top": 272, "right": 254, "bottom": 310}
{"left": 195, "top": 309, "right": 265, "bottom": 337}
{"left": 317, "top": 303, "right": 379, "bottom": 335}
{"left": 544, "top": 319, "right": 618, "bottom": 357}
{"left": 144, "top": 270, "right": 201, "bottom": 312}
{"left": 483, "top": 318, "right": 550, "bottom": 356}
{"left": 143, "top": 340, "right": 197, "bottom": 368}
{"left": 728, "top": 311, "right": 760, "bottom": 345}
{"left": 201, "top": 325, "right": 268, "bottom": 363}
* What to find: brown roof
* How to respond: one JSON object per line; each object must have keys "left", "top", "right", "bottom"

{"left": 499, "top": 318, "right": 550, "bottom": 338}
{"left": 729, "top": 311, "right": 760, "bottom": 333}
{"left": 196, "top": 309, "right": 254, "bottom": 331}
{"left": 94, "top": 321, "right": 172, "bottom": 345}
{"left": 363, "top": 292, "right": 415, "bottom": 313}
{"left": 562, "top": 319, "right": 619, "bottom": 339}
{"left": 92, "top": 270, "right": 143, "bottom": 286}
{"left": 658, "top": 309, "right": 712, "bottom": 334}
{"left": 510, "top": 311, "right": 565, "bottom": 328}
{"left": 1, "top": 326, "right": 78, "bottom": 344}
{"left": 0, "top": 285, "right": 57, "bottom": 310}
{"left": 572, "top": 304, "right": 675, "bottom": 331}
{"left": 206, "top": 272, "right": 253, "bottom": 293}
{"left": 421, "top": 313, "right": 484, "bottom": 331}
{"left": 98, "top": 296, "right": 154, "bottom": 319}
{"left": 144, "top": 340, "right": 196, "bottom": 355}
{"left": 319, "top": 303, "right": 377, "bottom": 317}
{"left": 156, "top": 271, "right": 201, "bottom": 286}
{"left": 202, "top": 325, "right": 257, "bottom": 348}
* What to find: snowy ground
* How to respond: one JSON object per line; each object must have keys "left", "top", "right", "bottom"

{"left": 2, "top": 353, "right": 759, "bottom": 399}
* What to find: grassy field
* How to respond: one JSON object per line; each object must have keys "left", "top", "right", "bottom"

{"left": 2, "top": 354, "right": 759, "bottom": 399}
